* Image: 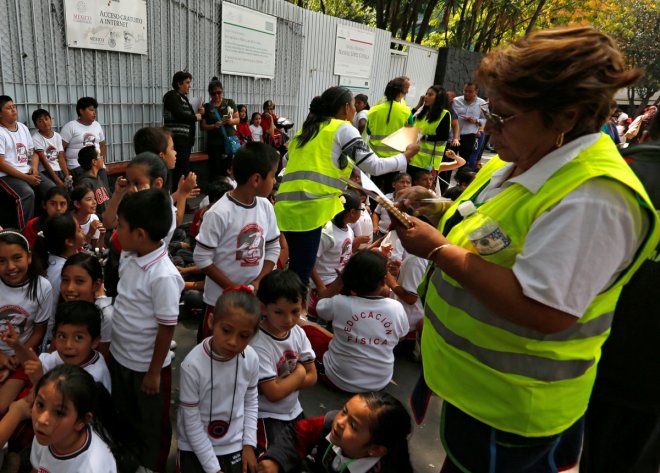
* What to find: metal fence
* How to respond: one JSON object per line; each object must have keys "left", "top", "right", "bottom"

{"left": 0, "top": 0, "right": 437, "bottom": 163}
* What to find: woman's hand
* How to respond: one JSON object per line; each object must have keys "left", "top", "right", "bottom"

{"left": 392, "top": 215, "right": 447, "bottom": 259}
{"left": 404, "top": 143, "right": 420, "bottom": 161}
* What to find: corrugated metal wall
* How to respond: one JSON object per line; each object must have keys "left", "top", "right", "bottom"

{"left": 1, "top": 0, "right": 436, "bottom": 163}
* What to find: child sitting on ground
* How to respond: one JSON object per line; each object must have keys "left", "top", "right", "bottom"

{"left": 252, "top": 270, "right": 316, "bottom": 454}
{"left": 22, "top": 186, "right": 68, "bottom": 248}
{"left": 308, "top": 192, "right": 361, "bottom": 315}
{"left": 258, "top": 392, "right": 414, "bottom": 473}
{"left": 71, "top": 184, "right": 105, "bottom": 252}
{"left": 1, "top": 300, "right": 111, "bottom": 396}
{"left": 76, "top": 146, "right": 111, "bottom": 219}
{"left": 372, "top": 172, "right": 411, "bottom": 239}
{"left": 302, "top": 250, "right": 409, "bottom": 393}
{"left": 177, "top": 288, "right": 261, "bottom": 473}
{"left": 109, "top": 188, "right": 184, "bottom": 473}
{"left": 193, "top": 142, "right": 281, "bottom": 340}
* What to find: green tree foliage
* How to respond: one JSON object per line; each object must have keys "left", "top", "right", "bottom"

{"left": 592, "top": 0, "right": 659, "bottom": 111}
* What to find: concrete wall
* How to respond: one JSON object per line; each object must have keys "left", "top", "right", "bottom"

{"left": 434, "top": 47, "right": 484, "bottom": 95}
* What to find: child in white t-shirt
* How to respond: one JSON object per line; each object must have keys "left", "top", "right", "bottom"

{"left": 249, "top": 113, "right": 264, "bottom": 143}
{"left": 194, "top": 143, "right": 281, "bottom": 339}
{"left": 177, "top": 288, "right": 261, "bottom": 473}
{"left": 110, "top": 188, "right": 184, "bottom": 472}
{"left": 1, "top": 300, "right": 111, "bottom": 396}
{"left": 71, "top": 185, "right": 105, "bottom": 251}
{"left": 251, "top": 270, "right": 316, "bottom": 454}
{"left": 59, "top": 97, "right": 106, "bottom": 179}
{"left": 30, "top": 365, "right": 118, "bottom": 473}
{"left": 302, "top": 250, "right": 409, "bottom": 393}
{"left": 31, "top": 108, "right": 68, "bottom": 186}
{"left": 372, "top": 172, "right": 411, "bottom": 238}
{"left": 308, "top": 192, "right": 361, "bottom": 315}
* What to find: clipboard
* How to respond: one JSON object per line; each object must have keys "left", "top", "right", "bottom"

{"left": 342, "top": 171, "right": 412, "bottom": 229}
{"left": 381, "top": 126, "right": 421, "bottom": 153}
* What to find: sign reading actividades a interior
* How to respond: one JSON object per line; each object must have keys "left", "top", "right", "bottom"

{"left": 221, "top": 2, "right": 277, "bottom": 79}
{"left": 334, "top": 25, "right": 375, "bottom": 79}
{"left": 64, "top": 0, "right": 147, "bottom": 55}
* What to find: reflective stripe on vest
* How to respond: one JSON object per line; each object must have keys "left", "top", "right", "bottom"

{"left": 275, "top": 119, "right": 352, "bottom": 232}
{"left": 421, "top": 133, "right": 660, "bottom": 436}
{"left": 431, "top": 269, "right": 614, "bottom": 342}
{"left": 281, "top": 170, "right": 346, "bottom": 191}
{"left": 424, "top": 303, "right": 595, "bottom": 382}
{"left": 411, "top": 110, "right": 449, "bottom": 170}
{"left": 367, "top": 102, "right": 410, "bottom": 158}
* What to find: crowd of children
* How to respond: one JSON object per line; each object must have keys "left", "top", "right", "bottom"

{"left": 0, "top": 87, "right": 478, "bottom": 472}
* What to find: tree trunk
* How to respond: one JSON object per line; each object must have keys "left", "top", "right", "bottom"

{"left": 416, "top": 0, "right": 441, "bottom": 43}
{"left": 525, "top": 0, "right": 547, "bottom": 34}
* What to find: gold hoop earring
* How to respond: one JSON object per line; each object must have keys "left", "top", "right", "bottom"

{"left": 556, "top": 132, "right": 565, "bottom": 148}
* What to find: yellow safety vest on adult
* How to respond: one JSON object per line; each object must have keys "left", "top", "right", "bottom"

{"left": 421, "top": 133, "right": 659, "bottom": 437}
{"left": 275, "top": 119, "right": 352, "bottom": 232}
{"left": 367, "top": 101, "right": 411, "bottom": 157}
{"left": 412, "top": 110, "right": 449, "bottom": 170}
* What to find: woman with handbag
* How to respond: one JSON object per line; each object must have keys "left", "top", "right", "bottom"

{"left": 201, "top": 77, "right": 239, "bottom": 180}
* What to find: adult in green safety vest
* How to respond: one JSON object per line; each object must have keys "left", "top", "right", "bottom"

{"left": 392, "top": 26, "right": 660, "bottom": 472}
{"left": 275, "top": 86, "right": 419, "bottom": 285}
{"left": 367, "top": 78, "right": 414, "bottom": 192}
{"left": 410, "top": 85, "right": 463, "bottom": 190}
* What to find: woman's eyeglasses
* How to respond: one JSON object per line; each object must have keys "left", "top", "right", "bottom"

{"left": 480, "top": 104, "right": 529, "bottom": 129}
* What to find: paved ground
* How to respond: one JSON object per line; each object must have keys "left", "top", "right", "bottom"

{"left": 167, "top": 311, "right": 447, "bottom": 472}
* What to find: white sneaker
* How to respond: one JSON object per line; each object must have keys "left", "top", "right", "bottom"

{"left": 169, "top": 350, "right": 175, "bottom": 360}
{"left": 170, "top": 340, "right": 177, "bottom": 350}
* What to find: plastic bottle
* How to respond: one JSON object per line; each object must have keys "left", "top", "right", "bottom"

{"left": 457, "top": 201, "right": 511, "bottom": 255}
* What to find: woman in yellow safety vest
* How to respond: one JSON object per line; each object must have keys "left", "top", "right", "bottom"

{"left": 275, "top": 86, "right": 419, "bottom": 285}
{"left": 410, "top": 85, "right": 463, "bottom": 190}
{"left": 393, "top": 26, "right": 659, "bottom": 472}
{"left": 367, "top": 78, "right": 413, "bottom": 191}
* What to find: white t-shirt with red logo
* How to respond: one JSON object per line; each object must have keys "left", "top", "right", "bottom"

{"left": 0, "top": 123, "right": 34, "bottom": 176}
{"left": 32, "top": 131, "right": 64, "bottom": 173}
{"left": 59, "top": 120, "right": 105, "bottom": 170}
{"left": 194, "top": 193, "right": 280, "bottom": 307}
{"left": 314, "top": 220, "right": 354, "bottom": 286}
{"left": 250, "top": 325, "right": 315, "bottom": 420}
{"left": 0, "top": 276, "right": 53, "bottom": 356}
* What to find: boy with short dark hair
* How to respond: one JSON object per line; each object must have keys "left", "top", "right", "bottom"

{"left": 76, "top": 146, "right": 112, "bottom": 218}
{"left": 60, "top": 96, "right": 106, "bottom": 180}
{"left": 110, "top": 188, "right": 184, "bottom": 473}
{"left": 0, "top": 95, "right": 55, "bottom": 228}
{"left": 251, "top": 270, "right": 316, "bottom": 454}
{"left": 412, "top": 168, "right": 434, "bottom": 190}
{"left": 194, "top": 142, "right": 281, "bottom": 338}
{"left": 31, "top": 108, "right": 68, "bottom": 187}
{"left": 0, "top": 300, "right": 112, "bottom": 409}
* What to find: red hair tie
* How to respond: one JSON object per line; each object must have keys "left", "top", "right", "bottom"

{"left": 224, "top": 285, "right": 255, "bottom": 295}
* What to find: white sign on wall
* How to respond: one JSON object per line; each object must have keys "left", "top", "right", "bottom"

{"left": 63, "top": 0, "right": 148, "bottom": 55}
{"left": 334, "top": 25, "right": 375, "bottom": 79}
{"left": 221, "top": 2, "right": 277, "bottom": 79}
{"left": 339, "top": 76, "right": 371, "bottom": 96}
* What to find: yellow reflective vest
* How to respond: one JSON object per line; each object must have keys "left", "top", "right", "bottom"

{"left": 421, "top": 133, "right": 659, "bottom": 436}
{"left": 412, "top": 110, "right": 449, "bottom": 170}
{"left": 275, "top": 119, "right": 351, "bottom": 232}
{"left": 367, "top": 101, "right": 411, "bottom": 158}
